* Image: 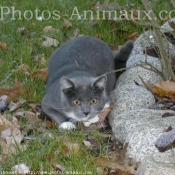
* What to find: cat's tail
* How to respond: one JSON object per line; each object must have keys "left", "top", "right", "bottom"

{"left": 114, "top": 40, "right": 134, "bottom": 78}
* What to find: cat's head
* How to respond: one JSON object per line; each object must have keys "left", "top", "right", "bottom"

{"left": 60, "top": 75, "right": 109, "bottom": 123}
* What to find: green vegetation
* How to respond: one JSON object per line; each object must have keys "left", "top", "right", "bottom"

{"left": 0, "top": 0, "right": 174, "bottom": 173}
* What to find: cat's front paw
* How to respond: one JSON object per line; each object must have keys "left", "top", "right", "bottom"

{"left": 59, "top": 122, "right": 76, "bottom": 130}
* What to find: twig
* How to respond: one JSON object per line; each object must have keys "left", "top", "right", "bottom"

{"left": 0, "top": 70, "right": 15, "bottom": 85}
{"left": 105, "top": 63, "right": 146, "bottom": 75}
{"left": 0, "top": 65, "right": 22, "bottom": 85}
{"left": 139, "top": 76, "right": 155, "bottom": 95}
{"left": 140, "top": 61, "right": 164, "bottom": 78}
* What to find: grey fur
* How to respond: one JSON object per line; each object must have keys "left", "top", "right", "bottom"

{"left": 42, "top": 36, "right": 133, "bottom": 127}
{"left": 114, "top": 41, "right": 134, "bottom": 78}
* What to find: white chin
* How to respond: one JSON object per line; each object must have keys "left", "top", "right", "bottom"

{"left": 83, "top": 115, "right": 99, "bottom": 127}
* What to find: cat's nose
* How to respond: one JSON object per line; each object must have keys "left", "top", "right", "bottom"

{"left": 84, "top": 112, "right": 89, "bottom": 116}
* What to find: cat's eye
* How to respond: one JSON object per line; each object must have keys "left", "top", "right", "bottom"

{"left": 73, "top": 100, "right": 81, "bottom": 105}
{"left": 90, "top": 99, "right": 97, "bottom": 104}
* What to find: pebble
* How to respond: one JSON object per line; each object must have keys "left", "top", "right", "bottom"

{"left": 0, "top": 100, "right": 8, "bottom": 112}
{"left": 149, "top": 99, "right": 175, "bottom": 111}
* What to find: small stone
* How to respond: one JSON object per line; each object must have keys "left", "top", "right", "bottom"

{"left": 162, "top": 112, "right": 175, "bottom": 118}
{"left": 155, "top": 128, "right": 175, "bottom": 152}
{"left": 170, "top": 106, "right": 175, "bottom": 110}
{"left": 21, "top": 29, "right": 30, "bottom": 36}
{"left": 0, "top": 100, "right": 7, "bottom": 112}
{"left": 157, "top": 103, "right": 165, "bottom": 109}
{"left": 166, "top": 102, "right": 174, "bottom": 106}
{"left": 37, "top": 16, "right": 43, "bottom": 21}
{"left": 162, "top": 98, "right": 169, "bottom": 102}
{"left": 165, "top": 105, "right": 171, "bottom": 109}
{"left": 12, "top": 164, "right": 30, "bottom": 174}
{"left": 149, "top": 103, "right": 164, "bottom": 109}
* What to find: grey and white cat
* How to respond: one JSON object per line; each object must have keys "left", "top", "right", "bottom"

{"left": 42, "top": 36, "right": 133, "bottom": 130}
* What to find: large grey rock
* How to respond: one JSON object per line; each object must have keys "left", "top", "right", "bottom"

{"left": 127, "top": 30, "right": 175, "bottom": 68}
{"left": 116, "top": 66, "right": 163, "bottom": 88}
{"left": 127, "top": 31, "right": 161, "bottom": 68}
{"left": 161, "top": 17, "right": 175, "bottom": 33}
{"left": 110, "top": 109, "right": 175, "bottom": 163}
{"left": 109, "top": 84, "right": 155, "bottom": 122}
{"left": 110, "top": 109, "right": 175, "bottom": 143}
{"left": 136, "top": 157, "right": 175, "bottom": 175}
{"left": 110, "top": 19, "right": 175, "bottom": 174}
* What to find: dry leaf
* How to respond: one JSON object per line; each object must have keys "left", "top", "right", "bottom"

{"left": 0, "top": 115, "right": 13, "bottom": 128}
{"left": 17, "top": 27, "right": 25, "bottom": 33}
{"left": 21, "top": 29, "right": 30, "bottom": 36}
{"left": 28, "top": 103, "right": 41, "bottom": 113}
{"left": 17, "top": 111, "right": 47, "bottom": 133}
{"left": 83, "top": 140, "right": 92, "bottom": 149}
{"left": 65, "top": 142, "right": 80, "bottom": 155}
{"left": 152, "top": 80, "right": 175, "bottom": 98}
{"left": 46, "top": 120, "right": 56, "bottom": 129}
{"left": 8, "top": 98, "right": 26, "bottom": 112}
{"left": 98, "top": 102, "right": 114, "bottom": 120}
{"left": 169, "top": 21, "right": 175, "bottom": 31}
{"left": 126, "top": 32, "right": 138, "bottom": 41}
{"left": 92, "top": 0, "right": 121, "bottom": 10}
{"left": 163, "top": 16, "right": 171, "bottom": 23}
{"left": 0, "top": 81, "right": 24, "bottom": 103}
{"left": 87, "top": 102, "right": 113, "bottom": 128}
{"left": 0, "top": 42, "right": 7, "bottom": 50}
{"left": 53, "top": 163, "right": 65, "bottom": 171}
{"left": 0, "top": 113, "right": 26, "bottom": 155}
{"left": 96, "top": 166, "right": 108, "bottom": 175}
{"left": 31, "top": 68, "right": 48, "bottom": 82}
{"left": 43, "top": 147, "right": 60, "bottom": 162}
{"left": 95, "top": 34, "right": 103, "bottom": 40}
{"left": 18, "top": 63, "right": 30, "bottom": 76}
{"left": 41, "top": 36, "right": 59, "bottom": 47}
{"left": 101, "top": 134, "right": 114, "bottom": 140}
{"left": 43, "top": 26, "right": 60, "bottom": 33}
{"left": 95, "top": 156, "right": 136, "bottom": 174}
{"left": 62, "top": 18, "right": 72, "bottom": 28}
{"left": 70, "top": 28, "right": 80, "bottom": 39}
{"left": 110, "top": 44, "right": 120, "bottom": 52}
{"left": 0, "top": 125, "right": 26, "bottom": 155}
{"left": 40, "top": 56, "right": 47, "bottom": 65}
{"left": 144, "top": 46, "right": 160, "bottom": 58}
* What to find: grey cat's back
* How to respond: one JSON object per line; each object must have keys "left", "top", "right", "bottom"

{"left": 48, "top": 36, "right": 115, "bottom": 93}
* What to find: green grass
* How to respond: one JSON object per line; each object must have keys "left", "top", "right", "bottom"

{"left": 0, "top": 0, "right": 174, "bottom": 173}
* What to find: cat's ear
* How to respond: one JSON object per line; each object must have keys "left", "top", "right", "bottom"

{"left": 93, "top": 75, "right": 107, "bottom": 90}
{"left": 60, "top": 77, "right": 75, "bottom": 92}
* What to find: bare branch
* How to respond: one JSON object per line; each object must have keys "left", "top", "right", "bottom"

{"left": 142, "top": 0, "right": 175, "bottom": 81}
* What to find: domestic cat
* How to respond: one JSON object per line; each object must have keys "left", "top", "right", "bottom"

{"left": 42, "top": 36, "right": 133, "bottom": 130}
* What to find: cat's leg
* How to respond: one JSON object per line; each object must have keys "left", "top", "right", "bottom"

{"left": 42, "top": 95, "right": 76, "bottom": 130}
{"left": 59, "top": 122, "right": 76, "bottom": 130}
{"left": 46, "top": 109, "right": 76, "bottom": 130}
